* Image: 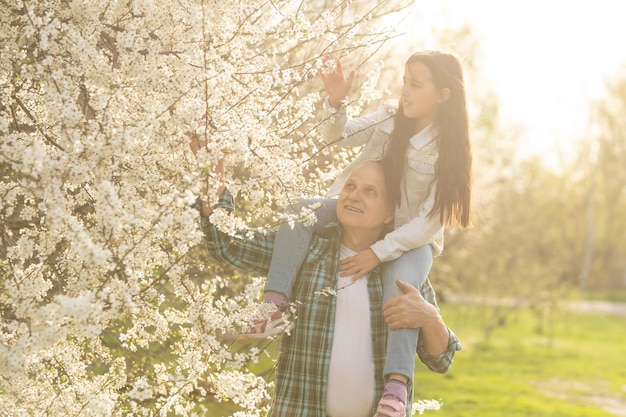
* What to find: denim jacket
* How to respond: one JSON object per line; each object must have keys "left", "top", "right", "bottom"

{"left": 322, "top": 99, "right": 444, "bottom": 262}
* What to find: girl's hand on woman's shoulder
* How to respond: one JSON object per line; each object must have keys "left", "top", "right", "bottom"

{"left": 339, "top": 248, "right": 381, "bottom": 281}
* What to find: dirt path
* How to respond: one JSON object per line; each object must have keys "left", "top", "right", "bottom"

{"left": 446, "top": 294, "right": 626, "bottom": 317}
{"left": 534, "top": 378, "right": 626, "bottom": 417}
{"left": 566, "top": 300, "right": 626, "bottom": 317}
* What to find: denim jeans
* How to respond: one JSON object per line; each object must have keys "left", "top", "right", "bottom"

{"left": 382, "top": 244, "right": 434, "bottom": 380}
{"left": 265, "top": 197, "right": 338, "bottom": 297}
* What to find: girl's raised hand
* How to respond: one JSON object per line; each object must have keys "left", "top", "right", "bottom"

{"left": 318, "top": 55, "right": 355, "bottom": 108}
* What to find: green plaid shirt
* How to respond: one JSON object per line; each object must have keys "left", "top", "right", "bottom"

{"left": 200, "top": 191, "right": 461, "bottom": 417}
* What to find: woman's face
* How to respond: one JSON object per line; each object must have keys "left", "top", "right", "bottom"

{"left": 336, "top": 161, "right": 394, "bottom": 233}
{"left": 400, "top": 61, "right": 444, "bottom": 129}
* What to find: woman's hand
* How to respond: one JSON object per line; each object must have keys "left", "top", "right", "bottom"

{"left": 318, "top": 55, "right": 355, "bottom": 108}
{"left": 187, "top": 131, "right": 225, "bottom": 209}
{"left": 383, "top": 280, "right": 441, "bottom": 330}
{"left": 187, "top": 131, "right": 206, "bottom": 156}
{"left": 339, "top": 248, "right": 380, "bottom": 281}
{"left": 384, "top": 280, "right": 450, "bottom": 356}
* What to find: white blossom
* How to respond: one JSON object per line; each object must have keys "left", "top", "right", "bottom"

{"left": 412, "top": 399, "right": 443, "bottom": 415}
{"left": 128, "top": 377, "right": 154, "bottom": 402}
{"left": 314, "top": 286, "right": 338, "bottom": 297}
{"left": 0, "top": 1, "right": 411, "bottom": 415}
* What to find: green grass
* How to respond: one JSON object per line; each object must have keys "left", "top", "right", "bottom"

{"left": 202, "top": 302, "right": 626, "bottom": 416}
{"left": 413, "top": 303, "right": 626, "bottom": 416}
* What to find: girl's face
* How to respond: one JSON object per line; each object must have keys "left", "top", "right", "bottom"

{"left": 400, "top": 61, "right": 446, "bottom": 130}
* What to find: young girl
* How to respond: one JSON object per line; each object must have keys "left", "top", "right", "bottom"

{"left": 244, "top": 51, "right": 472, "bottom": 417}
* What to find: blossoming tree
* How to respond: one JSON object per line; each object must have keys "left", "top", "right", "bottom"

{"left": 0, "top": 1, "right": 411, "bottom": 415}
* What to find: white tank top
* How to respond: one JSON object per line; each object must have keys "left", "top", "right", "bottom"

{"left": 325, "top": 245, "right": 376, "bottom": 417}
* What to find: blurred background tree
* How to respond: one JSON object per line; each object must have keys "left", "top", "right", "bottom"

{"left": 385, "top": 25, "right": 626, "bottom": 340}
{"left": 579, "top": 67, "right": 626, "bottom": 291}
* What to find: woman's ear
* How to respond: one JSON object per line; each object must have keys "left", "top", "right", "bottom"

{"left": 384, "top": 210, "right": 394, "bottom": 225}
{"left": 439, "top": 88, "right": 451, "bottom": 104}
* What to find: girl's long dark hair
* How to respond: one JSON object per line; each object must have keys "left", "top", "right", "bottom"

{"left": 382, "top": 51, "right": 472, "bottom": 228}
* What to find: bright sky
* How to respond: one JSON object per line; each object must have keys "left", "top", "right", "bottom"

{"left": 401, "top": 0, "right": 626, "bottom": 165}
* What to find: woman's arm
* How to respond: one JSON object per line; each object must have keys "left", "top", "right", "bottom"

{"left": 189, "top": 133, "right": 275, "bottom": 275}
{"left": 188, "top": 132, "right": 225, "bottom": 215}
{"left": 198, "top": 190, "right": 276, "bottom": 276}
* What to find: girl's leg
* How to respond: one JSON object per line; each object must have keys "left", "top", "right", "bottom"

{"left": 382, "top": 244, "right": 434, "bottom": 380}
{"left": 374, "top": 245, "right": 433, "bottom": 414}
{"left": 264, "top": 197, "right": 337, "bottom": 300}
{"left": 238, "top": 197, "right": 337, "bottom": 342}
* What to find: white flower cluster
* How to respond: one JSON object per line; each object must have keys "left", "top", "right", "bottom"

{"left": 412, "top": 399, "right": 443, "bottom": 415}
{"left": 314, "top": 286, "right": 338, "bottom": 297}
{"left": 0, "top": 0, "right": 408, "bottom": 415}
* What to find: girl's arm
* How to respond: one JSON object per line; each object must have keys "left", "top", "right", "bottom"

{"left": 318, "top": 55, "right": 355, "bottom": 108}
{"left": 370, "top": 188, "right": 443, "bottom": 263}
{"left": 319, "top": 56, "right": 394, "bottom": 149}
{"left": 339, "top": 189, "right": 442, "bottom": 280}
{"left": 321, "top": 102, "right": 394, "bottom": 148}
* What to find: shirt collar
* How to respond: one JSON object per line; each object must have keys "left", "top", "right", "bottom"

{"left": 409, "top": 123, "right": 437, "bottom": 150}
{"left": 316, "top": 220, "right": 343, "bottom": 240}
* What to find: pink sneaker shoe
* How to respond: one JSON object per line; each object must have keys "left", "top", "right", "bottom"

{"left": 373, "top": 396, "right": 406, "bottom": 417}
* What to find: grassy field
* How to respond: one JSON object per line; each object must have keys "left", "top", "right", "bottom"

{"left": 204, "top": 301, "right": 626, "bottom": 416}
{"left": 413, "top": 302, "right": 626, "bottom": 417}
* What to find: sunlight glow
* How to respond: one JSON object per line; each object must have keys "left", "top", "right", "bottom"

{"left": 397, "top": 0, "right": 626, "bottom": 166}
